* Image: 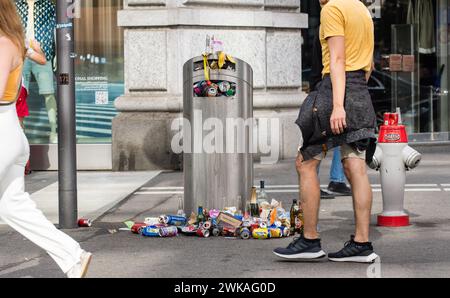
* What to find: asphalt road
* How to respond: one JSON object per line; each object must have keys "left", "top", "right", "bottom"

{"left": 0, "top": 152, "right": 449, "bottom": 278}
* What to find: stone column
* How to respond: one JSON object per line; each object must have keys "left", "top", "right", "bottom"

{"left": 113, "top": 0, "right": 308, "bottom": 171}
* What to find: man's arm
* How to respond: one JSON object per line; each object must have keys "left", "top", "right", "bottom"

{"left": 327, "top": 35, "right": 347, "bottom": 135}
{"left": 365, "top": 61, "right": 374, "bottom": 82}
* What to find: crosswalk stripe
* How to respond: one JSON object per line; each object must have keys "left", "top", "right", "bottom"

{"left": 404, "top": 188, "right": 442, "bottom": 192}
{"left": 135, "top": 191, "right": 184, "bottom": 195}
{"left": 140, "top": 187, "right": 184, "bottom": 190}
{"left": 133, "top": 188, "right": 444, "bottom": 195}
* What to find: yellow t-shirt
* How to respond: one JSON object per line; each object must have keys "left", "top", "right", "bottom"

{"left": 320, "top": 0, "right": 374, "bottom": 76}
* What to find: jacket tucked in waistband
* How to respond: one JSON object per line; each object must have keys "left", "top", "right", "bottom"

{"left": 296, "top": 71, "right": 377, "bottom": 161}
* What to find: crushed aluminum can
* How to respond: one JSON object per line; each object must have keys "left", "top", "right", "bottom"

{"left": 141, "top": 226, "right": 161, "bottom": 237}
{"left": 202, "top": 221, "right": 212, "bottom": 230}
{"left": 78, "top": 219, "right": 92, "bottom": 227}
{"left": 181, "top": 225, "right": 197, "bottom": 236}
{"left": 196, "top": 229, "right": 210, "bottom": 238}
{"left": 163, "top": 215, "right": 187, "bottom": 226}
{"left": 206, "top": 84, "right": 218, "bottom": 97}
{"left": 218, "top": 81, "right": 231, "bottom": 93}
{"left": 252, "top": 228, "right": 270, "bottom": 239}
{"left": 212, "top": 227, "right": 221, "bottom": 237}
{"left": 131, "top": 222, "right": 147, "bottom": 234}
{"left": 158, "top": 215, "right": 166, "bottom": 224}
{"left": 269, "top": 228, "right": 282, "bottom": 238}
{"left": 159, "top": 226, "right": 178, "bottom": 237}
{"left": 239, "top": 228, "right": 251, "bottom": 240}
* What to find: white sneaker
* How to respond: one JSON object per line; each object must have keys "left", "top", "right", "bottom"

{"left": 66, "top": 251, "right": 93, "bottom": 278}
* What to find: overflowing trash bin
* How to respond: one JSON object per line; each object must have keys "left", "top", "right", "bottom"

{"left": 183, "top": 53, "right": 254, "bottom": 215}
{"left": 120, "top": 38, "right": 304, "bottom": 241}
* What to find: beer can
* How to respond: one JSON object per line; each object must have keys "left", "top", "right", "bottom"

{"left": 206, "top": 84, "right": 218, "bottom": 97}
{"left": 159, "top": 226, "right": 178, "bottom": 237}
{"left": 203, "top": 221, "right": 212, "bottom": 230}
{"left": 218, "top": 81, "right": 231, "bottom": 93}
{"left": 141, "top": 226, "right": 160, "bottom": 237}
{"left": 131, "top": 222, "right": 147, "bottom": 234}
{"left": 78, "top": 219, "right": 92, "bottom": 227}
{"left": 269, "top": 228, "right": 282, "bottom": 238}
{"left": 212, "top": 227, "right": 221, "bottom": 237}
{"left": 252, "top": 228, "right": 269, "bottom": 239}
{"left": 240, "top": 228, "right": 251, "bottom": 240}
{"left": 163, "top": 215, "right": 187, "bottom": 226}
{"left": 196, "top": 229, "right": 210, "bottom": 238}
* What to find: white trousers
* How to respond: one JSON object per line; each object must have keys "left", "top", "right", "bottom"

{"left": 0, "top": 104, "right": 82, "bottom": 273}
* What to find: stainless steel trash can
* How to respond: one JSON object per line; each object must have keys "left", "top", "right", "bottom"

{"left": 183, "top": 54, "right": 254, "bottom": 215}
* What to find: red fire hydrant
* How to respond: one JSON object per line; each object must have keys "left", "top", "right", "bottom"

{"left": 369, "top": 113, "right": 422, "bottom": 227}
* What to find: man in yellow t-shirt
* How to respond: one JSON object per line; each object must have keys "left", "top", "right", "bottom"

{"left": 273, "top": 0, "right": 379, "bottom": 263}
{"left": 320, "top": 0, "right": 374, "bottom": 77}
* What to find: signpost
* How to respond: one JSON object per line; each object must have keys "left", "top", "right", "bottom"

{"left": 56, "top": 0, "right": 78, "bottom": 229}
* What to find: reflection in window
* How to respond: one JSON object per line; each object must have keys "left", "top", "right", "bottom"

{"left": 23, "top": 0, "right": 124, "bottom": 144}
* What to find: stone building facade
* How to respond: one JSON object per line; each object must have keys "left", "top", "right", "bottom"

{"left": 112, "top": 0, "right": 308, "bottom": 170}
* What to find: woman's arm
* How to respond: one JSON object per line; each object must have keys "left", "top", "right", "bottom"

{"left": 26, "top": 40, "right": 47, "bottom": 65}
{"left": 0, "top": 38, "right": 15, "bottom": 99}
{"left": 327, "top": 35, "right": 347, "bottom": 135}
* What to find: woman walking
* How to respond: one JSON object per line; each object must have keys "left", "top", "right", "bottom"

{"left": 0, "top": 0, "right": 92, "bottom": 278}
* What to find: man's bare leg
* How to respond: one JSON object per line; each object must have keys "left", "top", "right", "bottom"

{"left": 342, "top": 157, "right": 373, "bottom": 243}
{"left": 272, "top": 154, "right": 326, "bottom": 260}
{"left": 296, "top": 154, "right": 322, "bottom": 239}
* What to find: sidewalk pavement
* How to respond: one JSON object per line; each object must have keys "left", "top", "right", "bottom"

{"left": 2, "top": 171, "right": 161, "bottom": 225}
{"left": 0, "top": 152, "right": 450, "bottom": 278}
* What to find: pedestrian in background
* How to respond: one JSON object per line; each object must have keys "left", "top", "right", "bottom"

{"left": 17, "top": 39, "right": 46, "bottom": 175}
{"left": 0, "top": 0, "right": 92, "bottom": 278}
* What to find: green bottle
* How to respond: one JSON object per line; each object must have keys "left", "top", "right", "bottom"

{"left": 197, "top": 206, "right": 205, "bottom": 223}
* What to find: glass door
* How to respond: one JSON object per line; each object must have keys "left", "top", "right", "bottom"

{"left": 373, "top": 0, "right": 449, "bottom": 140}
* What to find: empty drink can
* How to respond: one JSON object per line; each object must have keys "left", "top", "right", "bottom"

{"left": 159, "top": 226, "right": 178, "bottom": 237}
{"left": 202, "top": 221, "right": 212, "bottom": 230}
{"left": 131, "top": 222, "right": 147, "bottom": 234}
{"left": 163, "top": 215, "right": 187, "bottom": 226}
{"left": 269, "top": 228, "right": 282, "bottom": 238}
{"left": 212, "top": 227, "right": 221, "bottom": 237}
{"left": 252, "top": 228, "right": 269, "bottom": 239}
{"left": 78, "top": 219, "right": 92, "bottom": 227}
{"left": 218, "top": 81, "right": 231, "bottom": 93}
{"left": 196, "top": 229, "right": 210, "bottom": 238}
{"left": 141, "top": 226, "right": 160, "bottom": 237}
{"left": 240, "top": 228, "right": 251, "bottom": 240}
{"left": 206, "top": 84, "right": 218, "bottom": 97}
